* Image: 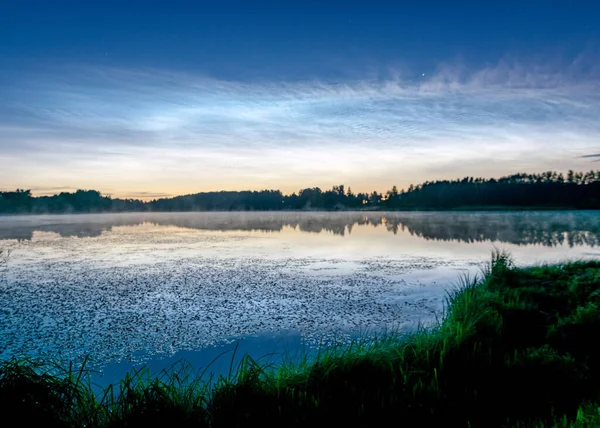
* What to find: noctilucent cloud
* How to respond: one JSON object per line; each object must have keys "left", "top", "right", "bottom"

{"left": 1, "top": 1, "right": 599, "bottom": 199}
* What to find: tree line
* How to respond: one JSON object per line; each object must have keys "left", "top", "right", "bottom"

{"left": 2, "top": 170, "right": 600, "bottom": 214}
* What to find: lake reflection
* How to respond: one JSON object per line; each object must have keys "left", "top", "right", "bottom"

{"left": 0, "top": 211, "right": 599, "bottom": 385}
{"left": 1, "top": 211, "right": 599, "bottom": 247}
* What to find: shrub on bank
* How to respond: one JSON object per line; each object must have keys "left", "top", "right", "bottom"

{"left": 1, "top": 253, "right": 600, "bottom": 427}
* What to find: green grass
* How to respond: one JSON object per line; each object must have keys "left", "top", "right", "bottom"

{"left": 2, "top": 251, "right": 600, "bottom": 427}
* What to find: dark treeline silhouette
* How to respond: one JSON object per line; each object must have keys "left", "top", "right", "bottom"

{"left": 2, "top": 170, "right": 600, "bottom": 214}
{"left": 0, "top": 189, "right": 145, "bottom": 214}
{"left": 1, "top": 212, "right": 599, "bottom": 248}
{"left": 387, "top": 170, "right": 600, "bottom": 210}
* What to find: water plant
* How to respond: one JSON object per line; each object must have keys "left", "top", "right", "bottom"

{"left": 1, "top": 253, "right": 599, "bottom": 427}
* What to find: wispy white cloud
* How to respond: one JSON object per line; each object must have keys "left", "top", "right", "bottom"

{"left": 1, "top": 56, "right": 599, "bottom": 197}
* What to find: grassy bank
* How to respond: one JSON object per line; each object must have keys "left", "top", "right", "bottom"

{"left": 2, "top": 252, "right": 600, "bottom": 427}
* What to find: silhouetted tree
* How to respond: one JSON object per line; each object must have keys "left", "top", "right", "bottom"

{"left": 2, "top": 170, "right": 600, "bottom": 213}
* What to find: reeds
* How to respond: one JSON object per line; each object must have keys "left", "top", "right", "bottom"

{"left": 2, "top": 253, "right": 600, "bottom": 427}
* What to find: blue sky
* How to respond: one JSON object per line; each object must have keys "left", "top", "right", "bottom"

{"left": 1, "top": 1, "right": 599, "bottom": 198}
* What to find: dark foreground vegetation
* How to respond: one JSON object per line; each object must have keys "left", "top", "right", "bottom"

{"left": 2, "top": 253, "right": 600, "bottom": 427}
{"left": 2, "top": 170, "right": 600, "bottom": 213}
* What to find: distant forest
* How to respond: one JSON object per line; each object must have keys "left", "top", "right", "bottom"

{"left": 2, "top": 170, "right": 600, "bottom": 214}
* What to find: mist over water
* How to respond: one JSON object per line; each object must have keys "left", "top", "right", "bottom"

{"left": 0, "top": 211, "right": 599, "bottom": 385}
{"left": 1, "top": 211, "right": 598, "bottom": 245}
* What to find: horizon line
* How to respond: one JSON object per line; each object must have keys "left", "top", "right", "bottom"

{"left": 3, "top": 168, "right": 598, "bottom": 201}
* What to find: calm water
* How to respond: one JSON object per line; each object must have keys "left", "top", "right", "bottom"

{"left": 1, "top": 211, "right": 599, "bottom": 386}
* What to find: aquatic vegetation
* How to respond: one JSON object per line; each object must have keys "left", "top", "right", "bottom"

{"left": 1, "top": 253, "right": 600, "bottom": 427}
{"left": 0, "top": 249, "right": 9, "bottom": 266}
{"left": 2, "top": 217, "right": 460, "bottom": 369}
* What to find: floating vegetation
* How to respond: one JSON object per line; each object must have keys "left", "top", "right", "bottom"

{"left": 2, "top": 253, "right": 600, "bottom": 427}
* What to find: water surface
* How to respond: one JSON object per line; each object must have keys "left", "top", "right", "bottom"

{"left": 1, "top": 211, "right": 598, "bottom": 385}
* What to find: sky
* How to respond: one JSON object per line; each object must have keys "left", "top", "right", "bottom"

{"left": 1, "top": 1, "right": 599, "bottom": 199}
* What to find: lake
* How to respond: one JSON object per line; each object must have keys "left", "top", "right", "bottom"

{"left": 1, "top": 211, "right": 599, "bottom": 387}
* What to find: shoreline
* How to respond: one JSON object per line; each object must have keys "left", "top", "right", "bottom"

{"left": 0, "top": 207, "right": 598, "bottom": 217}
{"left": 2, "top": 253, "right": 600, "bottom": 426}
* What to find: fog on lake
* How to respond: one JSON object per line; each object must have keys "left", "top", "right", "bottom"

{"left": 1, "top": 211, "right": 598, "bottom": 383}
